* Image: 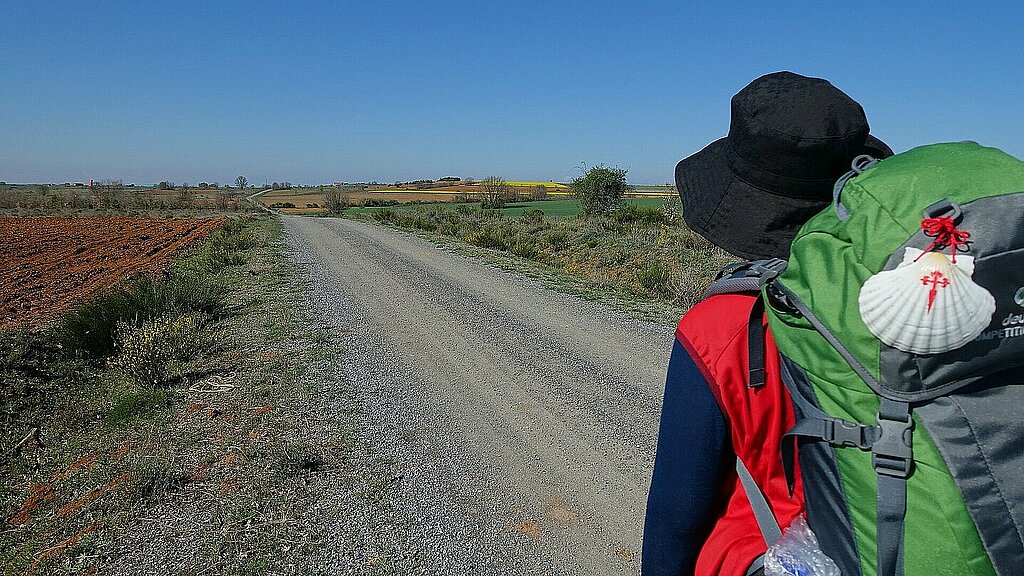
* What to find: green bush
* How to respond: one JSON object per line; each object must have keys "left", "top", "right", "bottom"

{"left": 520, "top": 209, "right": 545, "bottom": 224}
{"left": 437, "top": 222, "right": 461, "bottom": 237}
{"left": 542, "top": 228, "right": 570, "bottom": 251}
{"left": 510, "top": 236, "right": 540, "bottom": 259}
{"left": 372, "top": 208, "right": 395, "bottom": 223}
{"left": 571, "top": 165, "right": 632, "bottom": 214}
{"left": 198, "top": 219, "right": 256, "bottom": 267}
{"left": 614, "top": 204, "right": 665, "bottom": 226}
{"left": 412, "top": 215, "right": 437, "bottom": 232}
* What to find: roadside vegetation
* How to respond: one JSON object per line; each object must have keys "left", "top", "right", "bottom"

{"left": 0, "top": 181, "right": 256, "bottom": 217}
{"left": 0, "top": 215, "right": 359, "bottom": 574}
{"left": 345, "top": 197, "right": 666, "bottom": 219}
{"left": 344, "top": 168, "right": 731, "bottom": 315}
{"left": 355, "top": 195, "right": 732, "bottom": 311}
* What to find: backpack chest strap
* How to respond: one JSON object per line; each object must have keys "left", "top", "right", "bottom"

{"left": 779, "top": 359, "right": 915, "bottom": 576}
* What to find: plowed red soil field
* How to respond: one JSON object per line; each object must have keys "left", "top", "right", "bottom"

{"left": 1, "top": 216, "right": 224, "bottom": 329}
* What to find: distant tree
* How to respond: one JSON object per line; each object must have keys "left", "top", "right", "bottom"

{"left": 530, "top": 185, "right": 548, "bottom": 201}
{"left": 570, "top": 165, "right": 631, "bottom": 214}
{"left": 178, "top": 183, "right": 194, "bottom": 203}
{"left": 157, "top": 181, "right": 175, "bottom": 190}
{"left": 480, "top": 176, "right": 513, "bottom": 209}
{"left": 215, "top": 189, "right": 231, "bottom": 209}
{"left": 322, "top": 185, "right": 349, "bottom": 214}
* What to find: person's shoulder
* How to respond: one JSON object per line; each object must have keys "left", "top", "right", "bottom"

{"left": 676, "top": 293, "right": 759, "bottom": 359}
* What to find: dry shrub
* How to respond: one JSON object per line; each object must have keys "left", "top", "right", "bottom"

{"left": 111, "top": 313, "right": 207, "bottom": 387}
{"left": 323, "top": 187, "right": 349, "bottom": 214}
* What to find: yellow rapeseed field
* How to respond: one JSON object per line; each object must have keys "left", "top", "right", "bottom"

{"left": 503, "top": 181, "right": 569, "bottom": 189}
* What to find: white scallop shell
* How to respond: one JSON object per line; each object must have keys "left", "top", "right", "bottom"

{"left": 858, "top": 248, "right": 995, "bottom": 354}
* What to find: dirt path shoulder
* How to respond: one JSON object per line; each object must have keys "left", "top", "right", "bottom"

{"left": 2, "top": 216, "right": 402, "bottom": 575}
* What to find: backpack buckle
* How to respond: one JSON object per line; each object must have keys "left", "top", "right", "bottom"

{"left": 751, "top": 258, "right": 788, "bottom": 286}
{"left": 872, "top": 411, "right": 914, "bottom": 478}
{"left": 823, "top": 418, "right": 875, "bottom": 449}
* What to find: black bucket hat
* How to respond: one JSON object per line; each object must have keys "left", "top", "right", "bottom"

{"left": 676, "top": 71, "right": 893, "bottom": 260}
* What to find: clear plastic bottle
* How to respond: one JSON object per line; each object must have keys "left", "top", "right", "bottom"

{"left": 763, "top": 516, "right": 841, "bottom": 576}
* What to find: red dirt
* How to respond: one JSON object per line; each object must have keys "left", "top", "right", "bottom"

{"left": 56, "top": 473, "right": 129, "bottom": 518}
{"left": 0, "top": 216, "right": 224, "bottom": 329}
{"left": 50, "top": 452, "right": 101, "bottom": 483}
{"left": 29, "top": 522, "right": 100, "bottom": 572}
{"left": 8, "top": 482, "right": 57, "bottom": 525}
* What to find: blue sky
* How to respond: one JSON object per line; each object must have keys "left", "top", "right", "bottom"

{"left": 1, "top": 1, "right": 1021, "bottom": 185}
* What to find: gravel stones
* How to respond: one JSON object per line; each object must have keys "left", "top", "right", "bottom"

{"left": 281, "top": 216, "right": 675, "bottom": 575}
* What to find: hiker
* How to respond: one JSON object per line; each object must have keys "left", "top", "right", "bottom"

{"left": 641, "top": 71, "right": 893, "bottom": 575}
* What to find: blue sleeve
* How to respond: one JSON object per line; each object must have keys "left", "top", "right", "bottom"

{"left": 642, "top": 338, "right": 731, "bottom": 575}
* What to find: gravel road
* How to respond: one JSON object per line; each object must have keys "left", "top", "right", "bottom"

{"left": 283, "top": 216, "right": 675, "bottom": 576}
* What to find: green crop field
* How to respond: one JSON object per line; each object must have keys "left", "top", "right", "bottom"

{"left": 345, "top": 197, "right": 671, "bottom": 219}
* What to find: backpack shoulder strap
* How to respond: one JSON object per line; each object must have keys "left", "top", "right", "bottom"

{"left": 736, "top": 456, "right": 783, "bottom": 545}
{"left": 701, "top": 258, "right": 789, "bottom": 299}
{"left": 701, "top": 259, "right": 788, "bottom": 388}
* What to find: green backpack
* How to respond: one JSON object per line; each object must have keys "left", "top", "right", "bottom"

{"left": 757, "top": 142, "right": 1024, "bottom": 576}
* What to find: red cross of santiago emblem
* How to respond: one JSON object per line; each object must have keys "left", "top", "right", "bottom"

{"left": 922, "top": 270, "right": 950, "bottom": 313}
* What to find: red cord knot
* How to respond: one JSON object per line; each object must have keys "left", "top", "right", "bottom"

{"left": 917, "top": 216, "right": 971, "bottom": 263}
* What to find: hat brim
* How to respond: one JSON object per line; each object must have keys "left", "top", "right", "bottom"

{"left": 676, "top": 134, "right": 894, "bottom": 260}
{"left": 864, "top": 134, "right": 894, "bottom": 160}
{"left": 675, "top": 139, "right": 818, "bottom": 259}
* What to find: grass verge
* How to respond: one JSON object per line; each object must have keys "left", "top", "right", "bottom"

{"left": 349, "top": 200, "right": 733, "bottom": 322}
{"left": 344, "top": 197, "right": 666, "bottom": 219}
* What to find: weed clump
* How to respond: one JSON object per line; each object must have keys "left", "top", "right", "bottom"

{"left": 59, "top": 273, "right": 223, "bottom": 358}
{"left": 464, "top": 227, "right": 506, "bottom": 250}
{"left": 614, "top": 204, "right": 666, "bottom": 226}
{"left": 111, "top": 313, "right": 208, "bottom": 387}
{"left": 520, "top": 209, "right": 545, "bottom": 224}
{"left": 199, "top": 218, "right": 257, "bottom": 266}
{"left": 509, "top": 237, "right": 539, "bottom": 259}
{"left": 636, "top": 260, "right": 676, "bottom": 298}
{"left": 57, "top": 218, "right": 257, "bottom": 359}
